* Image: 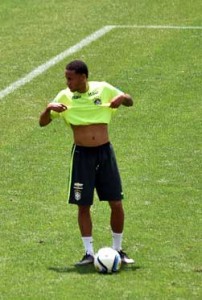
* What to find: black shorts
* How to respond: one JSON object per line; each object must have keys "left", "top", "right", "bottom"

{"left": 67, "top": 142, "right": 123, "bottom": 205}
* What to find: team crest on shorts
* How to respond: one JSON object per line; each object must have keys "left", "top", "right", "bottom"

{"left": 73, "top": 182, "right": 83, "bottom": 201}
{"left": 74, "top": 190, "right": 81, "bottom": 201}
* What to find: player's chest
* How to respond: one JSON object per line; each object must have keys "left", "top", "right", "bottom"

{"left": 71, "top": 89, "right": 104, "bottom": 106}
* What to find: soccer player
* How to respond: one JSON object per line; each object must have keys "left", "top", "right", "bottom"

{"left": 39, "top": 60, "right": 134, "bottom": 265}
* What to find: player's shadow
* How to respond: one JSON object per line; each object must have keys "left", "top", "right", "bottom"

{"left": 48, "top": 264, "right": 140, "bottom": 275}
{"left": 48, "top": 264, "right": 95, "bottom": 274}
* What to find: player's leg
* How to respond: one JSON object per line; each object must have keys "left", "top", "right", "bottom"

{"left": 75, "top": 204, "right": 94, "bottom": 266}
{"left": 108, "top": 200, "right": 124, "bottom": 252}
{"left": 96, "top": 143, "right": 134, "bottom": 264}
{"left": 108, "top": 200, "right": 134, "bottom": 264}
{"left": 108, "top": 200, "right": 124, "bottom": 234}
{"left": 67, "top": 145, "right": 96, "bottom": 265}
{"left": 78, "top": 205, "right": 92, "bottom": 236}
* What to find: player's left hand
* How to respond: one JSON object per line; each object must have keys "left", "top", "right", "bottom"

{"left": 109, "top": 95, "right": 125, "bottom": 108}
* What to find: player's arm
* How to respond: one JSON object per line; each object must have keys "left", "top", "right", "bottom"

{"left": 121, "top": 93, "right": 133, "bottom": 106}
{"left": 39, "top": 103, "right": 67, "bottom": 127}
{"left": 110, "top": 93, "right": 133, "bottom": 108}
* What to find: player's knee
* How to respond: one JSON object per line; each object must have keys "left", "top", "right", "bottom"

{"left": 78, "top": 205, "right": 91, "bottom": 215}
{"left": 108, "top": 200, "right": 123, "bottom": 210}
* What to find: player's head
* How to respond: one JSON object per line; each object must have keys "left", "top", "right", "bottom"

{"left": 65, "top": 60, "right": 89, "bottom": 92}
{"left": 66, "top": 60, "right": 89, "bottom": 78}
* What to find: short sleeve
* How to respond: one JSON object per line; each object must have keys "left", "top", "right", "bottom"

{"left": 103, "top": 82, "right": 124, "bottom": 101}
{"left": 50, "top": 90, "right": 71, "bottom": 120}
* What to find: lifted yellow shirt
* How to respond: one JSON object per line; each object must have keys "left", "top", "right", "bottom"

{"left": 50, "top": 81, "right": 124, "bottom": 125}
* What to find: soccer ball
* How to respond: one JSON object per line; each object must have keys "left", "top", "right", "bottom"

{"left": 94, "top": 247, "right": 122, "bottom": 274}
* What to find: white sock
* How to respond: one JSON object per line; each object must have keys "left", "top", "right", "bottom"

{"left": 82, "top": 237, "right": 94, "bottom": 256}
{"left": 112, "top": 232, "right": 123, "bottom": 251}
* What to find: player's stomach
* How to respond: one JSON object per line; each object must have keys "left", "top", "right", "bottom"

{"left": 71, "top": 124, "right": 109, "bottom": 147}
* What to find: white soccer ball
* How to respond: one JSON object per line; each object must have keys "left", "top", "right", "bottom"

{"left": 94, "top": 247, "right": 122, "bottom": 274}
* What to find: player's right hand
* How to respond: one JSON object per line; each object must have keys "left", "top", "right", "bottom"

{"left": 47, "top": 103, "right": 67, "bottom": 112}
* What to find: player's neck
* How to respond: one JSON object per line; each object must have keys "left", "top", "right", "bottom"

{"left": 77, "top": 82, "right": 89, "bottom": 93}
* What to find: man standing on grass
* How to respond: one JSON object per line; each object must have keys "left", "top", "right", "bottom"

{"left": 39, "top": 60, "right": 134, "bottom": 265}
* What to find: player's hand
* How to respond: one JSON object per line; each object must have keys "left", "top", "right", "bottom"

{"left": 109, "top": 95, "right": 125, "bottom": 108}
{"left": 47, "top": 103, "right": 67, "bottom": 112}
{"left": 110, "top": 94, "right": 133, "bottom": 108}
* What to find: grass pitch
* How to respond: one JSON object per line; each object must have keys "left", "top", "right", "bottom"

{"left": 0, "top": 0, "right": 201, "bottom": 299}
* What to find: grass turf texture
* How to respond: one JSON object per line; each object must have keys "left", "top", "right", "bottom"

{"left": 0, "top": 0, "right": 201, "bottom": 299}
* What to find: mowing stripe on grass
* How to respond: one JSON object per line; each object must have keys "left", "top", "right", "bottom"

{"left": 0, "top": 26, "right": 115, "bottom": 100}
{"left": 0, "top": 24, "right": 201, "bottom": 100}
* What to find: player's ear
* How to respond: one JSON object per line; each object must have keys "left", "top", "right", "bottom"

{"left": 81, "top": 73, "right": 87, "bottom": 81}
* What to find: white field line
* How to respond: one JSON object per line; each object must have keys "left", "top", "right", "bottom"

{"left": 0, "top": 24, "right": 201, "bottom": 100}
{"left": 115, "top": 24, "right": 202, "bottom": 30}
{"left": 0, "top": 25, "right": 115, "bottom": 100}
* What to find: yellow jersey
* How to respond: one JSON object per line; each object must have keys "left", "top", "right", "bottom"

{"left": 50, "top": 81, "right": 124, "bottom": 125}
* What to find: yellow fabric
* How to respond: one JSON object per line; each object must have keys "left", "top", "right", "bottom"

{"left": 50, "top": 81, "right": 124, "bottom": 125}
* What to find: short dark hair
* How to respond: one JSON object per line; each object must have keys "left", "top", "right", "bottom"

{"left": 66, "top": 60, "right": 88, "bottom": 78}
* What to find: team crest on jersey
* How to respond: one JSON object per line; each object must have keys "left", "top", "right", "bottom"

{"left": 93, "top": 98, "right": 102, "bottom": 105}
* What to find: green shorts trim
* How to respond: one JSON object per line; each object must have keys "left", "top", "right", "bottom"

{"left": 67, "top": 142, "right": 123, "bottom": 205}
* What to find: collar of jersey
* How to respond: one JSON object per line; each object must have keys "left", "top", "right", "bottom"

{"left": 72, "top": 83, "right": 90, "bottom": 97}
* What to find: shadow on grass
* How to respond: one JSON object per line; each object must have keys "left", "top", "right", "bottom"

{"left": 48, "top": 264, "right": 141, "bottom": 274}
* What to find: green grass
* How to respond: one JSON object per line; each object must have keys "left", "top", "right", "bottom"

{"left": 0, "top": 0, "right": 202, "bottom": 299}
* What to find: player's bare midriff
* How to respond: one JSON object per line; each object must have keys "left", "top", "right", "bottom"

{"left": 71, "top": 124, "right": 109, "bottom": 147}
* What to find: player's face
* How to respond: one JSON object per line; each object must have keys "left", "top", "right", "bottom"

{"left": 65, "top": 70, "right": 87, "bottom": 93}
